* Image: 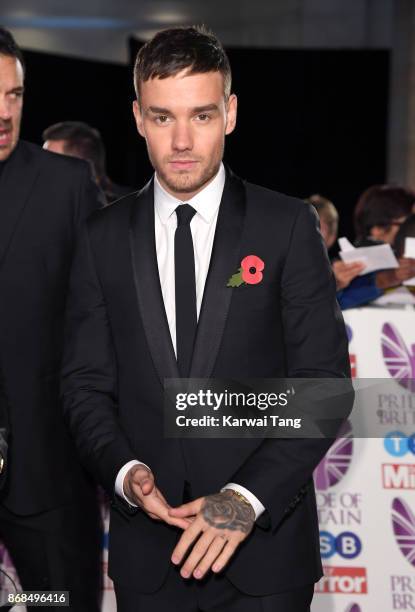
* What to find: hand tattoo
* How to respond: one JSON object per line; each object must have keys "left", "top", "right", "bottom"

{"left": 202, "top": 490, "right": 255, "bottom": 534}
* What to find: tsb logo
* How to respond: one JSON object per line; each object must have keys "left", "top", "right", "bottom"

{"left": 384, "top": 432, "right": 415, "bottom": 457}
{"left": 382, "top": 464, "right": 415, "bottom": 490}
{"left": 315, "top": 567, "right": 367, "bottom": 594}
{"left": 320, "top": 531, "right": 362, "bottom": 559}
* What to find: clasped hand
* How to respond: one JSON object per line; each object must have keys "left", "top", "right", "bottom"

{"left": 124, "top": 465, "right": 255, "bottom": 579}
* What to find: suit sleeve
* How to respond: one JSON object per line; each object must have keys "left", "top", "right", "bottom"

{"left": 229, "top": 203, "right": 353, "bottom": 531}
{"left": 61, "top": 222, "right": 137, "bottom": 497}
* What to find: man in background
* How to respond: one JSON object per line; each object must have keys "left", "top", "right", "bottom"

{"left": 307, "top": 194, "right": 339, "bottom": 249}
{"left": 43, "top": 120, "right": 133, "bottom": 204}
{"left": 0, "top": 27, "right": 101, "bottom": 610}
{"left": 307, "top": 193, "right": 365, "bottom": 289}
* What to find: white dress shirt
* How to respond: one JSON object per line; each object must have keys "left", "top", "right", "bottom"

{"left": 115, "top": 163, "right": 265, "bottom": 519}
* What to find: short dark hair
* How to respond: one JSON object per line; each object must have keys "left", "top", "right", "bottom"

{"left": 42, "top": 121, "right": 106, "bottom": 178}
{"left": 0, "top": 26, "right": 25, "bottom": 72}
{"left": 134, "top": 26, "right": 231, "bottom": 101}
{"left": 354, "top": 185, "right": 415, "bottom": 239}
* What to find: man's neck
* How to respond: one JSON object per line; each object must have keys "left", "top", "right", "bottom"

{"left": 0, "top": 145, "right": 17, "bottom": 171}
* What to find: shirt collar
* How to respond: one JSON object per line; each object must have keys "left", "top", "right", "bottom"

{"left": 154, "top": 162, "right": 226, "bottom": 225}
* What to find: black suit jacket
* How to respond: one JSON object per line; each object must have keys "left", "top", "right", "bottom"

{"left": 62, "top": 168, "right": 351, "bottom": 595}
{"left": 0, "top": 140, "right": 101, "bottom": 514}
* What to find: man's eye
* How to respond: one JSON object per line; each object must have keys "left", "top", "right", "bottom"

{"left": 9, "top": 92, "right": 23, "bottom": 100}
{"left": 197, "top": 113, "right": 210, "bottom": 121}
{"left": 155, "top": 115, "right": 170, "bottom": 124}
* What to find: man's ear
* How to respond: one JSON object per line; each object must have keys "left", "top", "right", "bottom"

{"left": 225, "top": 94, "right": 237, "bottom": 136}
{"left": 133, "top": 100, "right": 145, "bottom": 138}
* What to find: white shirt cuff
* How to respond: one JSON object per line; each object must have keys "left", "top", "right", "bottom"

{"left": 115, "top": 460, "right": 151, "bottom": 507}
{"left": 221, "top": 483, "right": 265, "bottom": 520}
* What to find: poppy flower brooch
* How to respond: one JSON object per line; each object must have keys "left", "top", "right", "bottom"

{"left": 227, "top": 255, "right": 265, "bottom": 287}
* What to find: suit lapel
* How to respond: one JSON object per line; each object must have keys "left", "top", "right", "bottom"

{"left": 189, "top": 168, "right": 247, "bottom": 379}
{"left": 0, "top": 142, "right": 40, "bottom": 270}
{"left": 129, "top": 179, "right": 180, "bottom": 386}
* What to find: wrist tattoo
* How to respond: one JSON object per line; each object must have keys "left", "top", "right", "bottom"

{"left": 202, "top": 490, "right": 255, "bottom": 533}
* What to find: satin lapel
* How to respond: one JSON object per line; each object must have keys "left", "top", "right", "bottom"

{"left": 0, "top": 142, "right": 40, "bottom": 270}
{"left": 189, "top": 168, "right": 247, "bottom": 379}
{"left": 129, "top": 179, "right": 179, "bottom": 386}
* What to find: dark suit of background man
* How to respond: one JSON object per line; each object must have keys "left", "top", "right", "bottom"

{"left": 0, "top": 27, "right": 102, "bottom": 610}
{"left": 62, "top": 26, "right": 351, "bottom": 612}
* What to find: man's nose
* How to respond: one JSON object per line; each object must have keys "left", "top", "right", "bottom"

{"left": 0, "top": 96, "right": 12, "bottom": 120}
{"left": 172, "top": 121, "right": 193, "bottom": 152}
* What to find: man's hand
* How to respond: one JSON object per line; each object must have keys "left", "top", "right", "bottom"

{"left": 332, "top": 260, "right": 366, "bottom": 290}
{"left": 123, "top": 464, "right": 191, "bottom": 529}
{"left": 395, "top": 257, "right": 415, "bottom": 282}
{"left": 376, "top": 258, "right": 415, "bottom": 289}
{"left": 168, "top": 490, "right": 255, "bottom": 580}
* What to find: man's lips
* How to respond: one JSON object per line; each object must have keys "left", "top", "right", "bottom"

{"left": 168, "top": 160, "right": 198, "bottom": 170}
{"left": 0, "top": 130, "right": 12, "bottom": 146}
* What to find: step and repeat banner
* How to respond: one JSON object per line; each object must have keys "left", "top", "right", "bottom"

{"left": 312, "top": 307, "right": 415, "bottom": 612}
{"left": 0, "top": 306, "right": 414, "bottom": 611}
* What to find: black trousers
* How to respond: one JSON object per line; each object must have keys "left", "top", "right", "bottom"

{"left": 0, "top": 495, "right": 102, "bottom": 611}
{"left": 115, "top": 564, "right": 314, "bottom": 612}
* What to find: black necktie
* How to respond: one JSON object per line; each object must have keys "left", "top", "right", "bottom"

{"left": 175, "top": 204, "right": 197, "bottom": 378}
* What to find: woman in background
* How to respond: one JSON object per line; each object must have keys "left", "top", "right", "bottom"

{"left": 310, "top": 186, "right": 415, "bottom": 308}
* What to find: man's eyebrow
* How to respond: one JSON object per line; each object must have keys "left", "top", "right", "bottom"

{"left": 146, "top": 103, "right": 220, "bottom": 115}
{"left": 192, "top": 104, "right": 219, "bottom": 113}
{"left": 9, "top": 86, "right": 24, "bottom": 94}
{"left": 147, "top": 106, "right": 172, "bottom": 114}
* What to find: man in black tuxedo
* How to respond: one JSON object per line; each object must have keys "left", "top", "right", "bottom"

{"left": 0, "top": 27, "right": 101, "bottom": 609}
{"left": 62, "top": 26, "right": 351, "bottom": 612}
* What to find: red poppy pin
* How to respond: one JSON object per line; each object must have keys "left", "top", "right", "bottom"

{"left": 227, "top": 255, "right": 265, "bottom": 287}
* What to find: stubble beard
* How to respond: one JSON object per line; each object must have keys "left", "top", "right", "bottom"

{"left": 149, "top": 143, "right": 224, "bottom": 198}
